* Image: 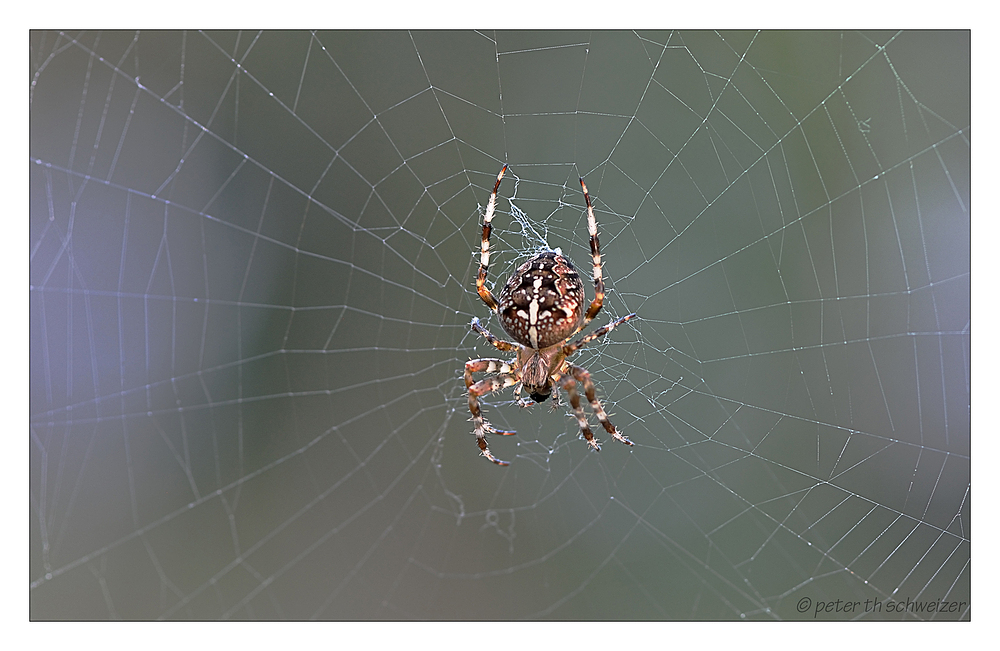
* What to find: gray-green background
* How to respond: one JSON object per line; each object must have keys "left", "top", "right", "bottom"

{"left": 30, "top": 30, "right": 970, "bottom": 620}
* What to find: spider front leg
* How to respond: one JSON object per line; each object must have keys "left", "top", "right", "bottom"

{"left": 578, "top": 177, "right": 606, "bottom": 330}
{"left": 465, "top": 358, "right": 518, "bottom": 466}
{"left": 476, "top": 165, "right": 508, "bottom": 313}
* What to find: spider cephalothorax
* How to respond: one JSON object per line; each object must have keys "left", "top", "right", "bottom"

{"left": 465, "top": 165, "right": 637, "bottom": 465}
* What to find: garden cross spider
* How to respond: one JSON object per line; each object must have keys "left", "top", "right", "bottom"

{"left": 466, "top": 165, "right": 637, "bottom": 466}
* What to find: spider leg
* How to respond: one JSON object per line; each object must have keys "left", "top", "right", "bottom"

{"left": 465, "top": 358, "right": 518, "bottom": 466}
{"left": 558, "top": 372, "right": 601, "bottom": 451}
{"left": 471, "top": 316, "right": 518, "bottom": 353}
{"left": 476, "top": 165, "right": 508, "bottom": 313}
{"left": 578, "top": 177, "right": 605, "bottom": 330}
{"left": 549, "top": 384, "right": 562, "bottom": 411}
{"left": 562, "top": 312, "right": 637, "bottom": 358}
{"left": 513, "top": 382, "right": 536, "bottom": 408}
{"left": 569, "top": 364, "right": 633, "bottom": 446}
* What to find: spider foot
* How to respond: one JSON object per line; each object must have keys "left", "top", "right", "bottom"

{"left": 475, "top": 426, "right": 513, "bottom": 466}
{"left": 480, "top": 448, "right": 510, "bottom": 466}
{"left": 467, "top": 415, "right": 516, "bottom": 437}
{"left": 483, "top": 421, "right": 516, "bottom": 436}
{"left": 586, "top": 437, "right": 602, "bottom": 452}
{"left": 610, "top": 429, "right": 635, "bottom": 447}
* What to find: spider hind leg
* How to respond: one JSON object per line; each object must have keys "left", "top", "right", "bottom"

{"left": 572, "top": 364, "right": 633, "bottom": 447}
{"left": 559, "top": 364, "right": 633, "bottom": 452}
{"left": 559, "top": 373, "right": 601, "bottom": 451}
{"left": 465, "top": 358, "right": 518, "bottom": 466}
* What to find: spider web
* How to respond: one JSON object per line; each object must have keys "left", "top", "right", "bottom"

{"left": 28, "top": 28, "right": 972, "bottom": 622}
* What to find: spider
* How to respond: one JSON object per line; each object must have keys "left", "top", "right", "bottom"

{"left": 466, "top": 165, "right": 637, "bottom": 465}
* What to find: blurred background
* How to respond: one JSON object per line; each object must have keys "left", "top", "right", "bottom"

{"left": 29, "top": 30, "right": 970, "bottom": 620}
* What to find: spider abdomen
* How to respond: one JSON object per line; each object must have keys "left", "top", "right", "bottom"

{"left": 497, "top": 250, "right": 585, "bottom": 350}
